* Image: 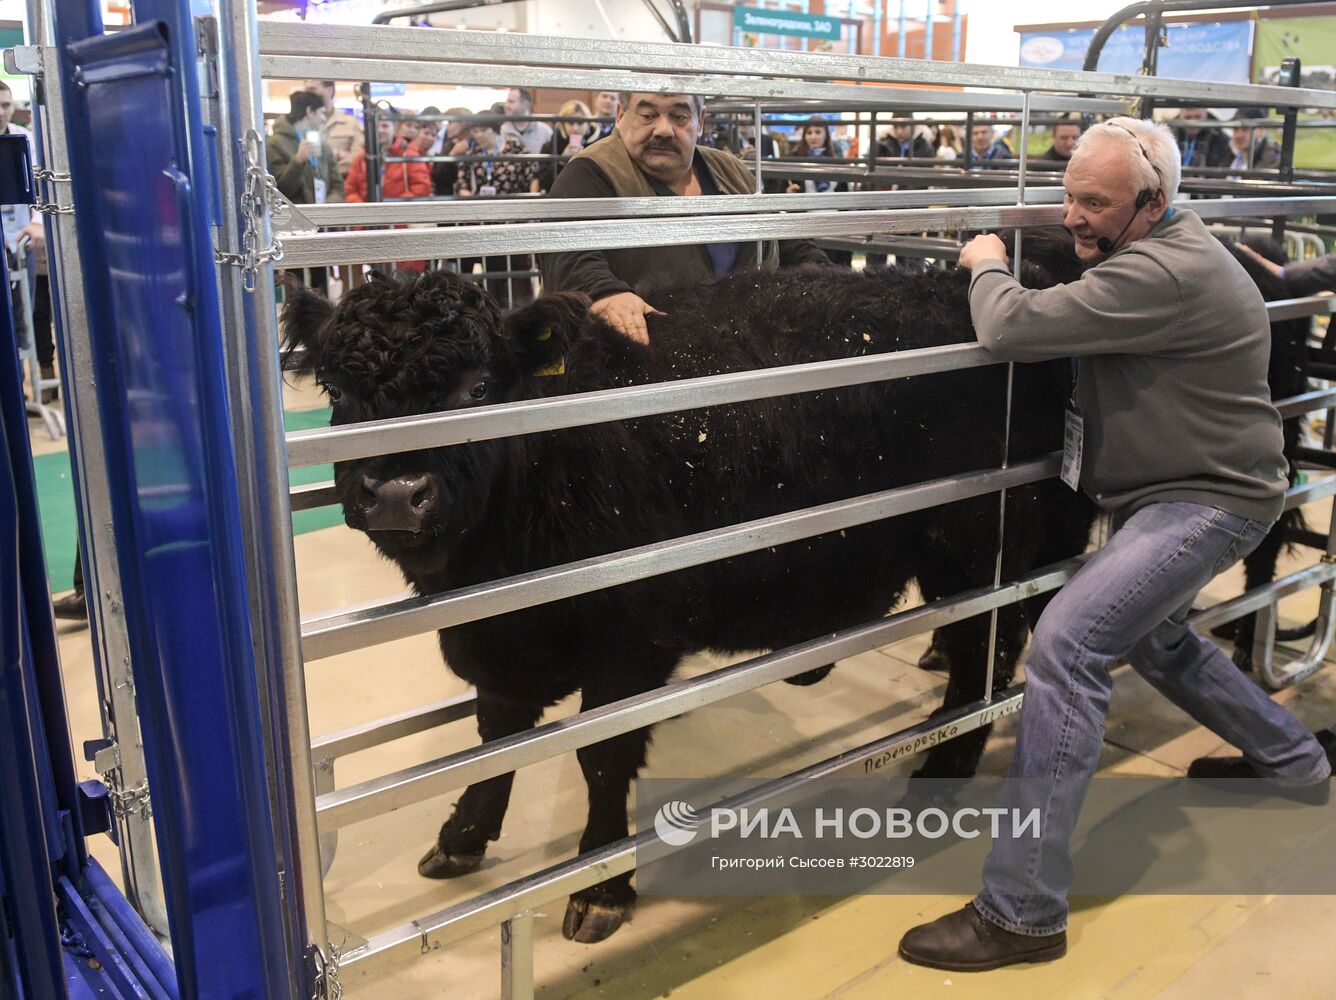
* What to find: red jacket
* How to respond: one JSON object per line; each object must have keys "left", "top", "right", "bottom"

{"left": 344, "top": 138, "right": 432, "bottom": 203}
{"left": 343, "top": 138, "right": 430, "bottom": 271}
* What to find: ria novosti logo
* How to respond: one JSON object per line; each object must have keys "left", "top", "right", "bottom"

{"left": 653, "top": 800, "right": 705, "bottom": 846}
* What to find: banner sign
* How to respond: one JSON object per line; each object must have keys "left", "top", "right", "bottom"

{"left": 733, "top": 5, "right": 841, "bottom": 41}
{"left": 1253, "top": 17, "right": 1336, "bottom": 91}
{"left": 1019, "top": 20, "right": 1253, "bottom": 83}
{"left": 637, "top": 776, "right": 1336, "bottom": 896}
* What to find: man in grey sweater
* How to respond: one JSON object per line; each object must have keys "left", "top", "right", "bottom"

{"left": 899, "top": 117, "right": 1331, "bottom": 973}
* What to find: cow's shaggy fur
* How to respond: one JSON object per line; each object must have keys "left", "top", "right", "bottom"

{"left": 281, "top": 250, "right": 1102, "bottom": 942}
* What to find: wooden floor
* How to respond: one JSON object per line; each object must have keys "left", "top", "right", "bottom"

{"left": 37, "top": 388, "right": 1336, "bottom": 1000}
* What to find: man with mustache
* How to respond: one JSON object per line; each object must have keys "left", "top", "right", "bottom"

{"left": 541, "top": 91, "right": 831, "bottom": 343}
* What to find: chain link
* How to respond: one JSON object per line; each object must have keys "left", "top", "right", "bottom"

{"left": 216, "top": 129, "right": 283, "bottom": 292}
{"left": 29, "top": 165, "right": 74, "bottom": 216}
{"left": 311, "top": 941, "right": 344, "bottom": 1000}
{"left": 105, "top": 779, "right": 152, "bottom": 820}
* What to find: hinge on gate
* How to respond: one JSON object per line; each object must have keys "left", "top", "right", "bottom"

{"left": 194, "top": 16, "right": 221, "bottom": 105}
{"left": 194, "top": 14, "right": 219, "bottom": 58}
{"left": 3, "top": 45, "right": 43, "bottom": 77}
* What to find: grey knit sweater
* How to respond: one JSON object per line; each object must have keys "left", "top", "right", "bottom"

{"left": 968, "top": 209, "right": 1287, "bottom": 522}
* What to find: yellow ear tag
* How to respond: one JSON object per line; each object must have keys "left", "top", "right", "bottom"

{"left": 536, "top": 327, "right": 552, "bottom": 342}
{"left": 534, "top": 357, "right": 566, "bottom": 377}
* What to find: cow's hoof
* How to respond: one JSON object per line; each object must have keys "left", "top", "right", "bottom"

{"left": 1211, "top": 621, "right": 1241, "bottom": 641}
{"left": 903, "top": 772, "right": 967, "bottom": 808}
{"left": 917, "top": 645, "right": 950, "bottom": 672}
{"left": 785, "top": 663, "right": 834, "bottom": 686}
{"left": 562, "top": 892, "right": 633, "bottom": 943}
{"left": 417, "top": 843, "right": 485, "bottom": 879}
{"left": 1232, "top": 648, "right": 1254, "bottom": 673}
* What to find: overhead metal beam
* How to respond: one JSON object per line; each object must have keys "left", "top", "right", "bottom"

{"left": 255, "top": 22, "right": 1336, "bottom": 109}
{"left": 259, "top": 54, "right": 1127, "bottom": 116}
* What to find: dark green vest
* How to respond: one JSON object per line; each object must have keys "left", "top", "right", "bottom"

{"left": 573, "top": 130, "right": 781, "bottom": 293}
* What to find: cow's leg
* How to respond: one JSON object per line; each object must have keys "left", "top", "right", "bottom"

{"left": 910, "top": 605, "right": 1028, "bottom": 780}
{"left": 562, "top": 671, "right": 669, "bottom": 944}
{"left": 1224, "top": 513, "right": 1291, "bottom": 671}
{"left": 418, "top": 691, "right": 544, "bottom": 879}
{"left": 917, "top": 636, "right": 950, "bottom": 672}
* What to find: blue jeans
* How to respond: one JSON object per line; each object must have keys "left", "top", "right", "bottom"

{"left": 973, "top": 500, "right": 1332, "bottom": 936}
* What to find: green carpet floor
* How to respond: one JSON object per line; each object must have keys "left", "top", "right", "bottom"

{"left": 35, "top": 406, "right": 340, "bottom": 592}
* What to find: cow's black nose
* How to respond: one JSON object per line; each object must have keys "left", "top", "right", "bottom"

{"left": 357, "top": 473, "right": 439, "bottom": 533}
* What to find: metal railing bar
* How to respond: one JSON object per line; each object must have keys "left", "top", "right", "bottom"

{"left": 1283, "top": 474, "right": 1336, "bottom": 511}
{"left": 335, "top": 685, "right": 1028, "bottom": 964}
{"left": 255, "top": 23, "right": 1336, "bottom": 110}
{"left": 1188, "top": 561, "right": 1336, "bottom": 632}
{"left": 286, "top": 343, "right": 998, "bottom": 469}
{"left": 1276, "top": 388, "right": 1336, "bottom": 420}
{"left": 260, "top": 55, "right": 1129, "bottom": 117}
{"left": 311, "top": 692, "right": 478, "bottom": 762}
{"left": 313, "top": 538, "right": 1073, "bottom": 829}
{"left": 332, "top": 555, "right": 1336, "bottom": 962}
{"left": 283, "top": 332, "right": 1336, "bottom": 514}
{"left": 276, "top": 197, "right": 1336, "bottom": 268}
{"left": 301, "top": 455, "right": 1060, "bottom": 664}
{"left": 290, "top": 481, "right": 339, "bottom": 512}
{"left": 305, "top": 462, "right": 1335, "bottom": 809}
{"left": 278, "top": 204, "right": 1070, "bottom": 267}
{"left": 284, "top": 187, "right": 1069, "bottom": 230}
{"left": 1266, "top": 295, "right": 1335, "bottom": 323}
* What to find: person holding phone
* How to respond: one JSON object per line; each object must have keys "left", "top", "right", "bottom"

{"left": 267, "top": 90, "right": 342, "bottom": 207}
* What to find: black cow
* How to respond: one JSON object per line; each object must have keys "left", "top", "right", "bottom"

{"left": 281, "top": 250, "right": 1095, "bottom": 943}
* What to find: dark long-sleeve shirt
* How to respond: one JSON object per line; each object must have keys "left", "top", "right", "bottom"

{"left": 1281, "top": 254, "right": 1336, "bottom": 298}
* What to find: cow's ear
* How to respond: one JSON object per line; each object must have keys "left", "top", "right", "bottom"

{"left": 499, "top": 291, "right": 591, "bottom": 375}
{"left": 278, "top": 272, "right": 335, "bottom": 376}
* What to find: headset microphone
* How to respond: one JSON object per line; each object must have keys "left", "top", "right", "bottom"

{"left": 1095, "top": 188, "right": 1155, "bottom": 255}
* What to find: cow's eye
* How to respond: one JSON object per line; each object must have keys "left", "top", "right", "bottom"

{"left": 323, "top": 384, "right": 343, "bottom": 402}
{"left": 468, "top": 381, "right": 489, "bottom": 401}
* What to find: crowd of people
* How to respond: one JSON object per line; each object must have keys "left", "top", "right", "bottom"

{"left": 254, "top": 83, "right": 1316, "bottom": 316}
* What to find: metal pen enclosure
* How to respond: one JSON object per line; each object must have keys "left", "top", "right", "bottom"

{"left": 0, "top": 124, "right": 182, "bottom": 999}
{"left": 38, "top": 4, "right": 307, "bottom": 997}
{"left": 16, "top": 2, "right": 1336, "bottom": 997}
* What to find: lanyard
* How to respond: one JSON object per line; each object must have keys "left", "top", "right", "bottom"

{"left": 1182, "top": 136, "right": 1197, "bottom": 166}
{"left": 481, "top": 138, "right": 501, "bottom": 186}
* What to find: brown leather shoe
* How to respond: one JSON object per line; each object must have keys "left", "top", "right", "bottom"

{"left": 898, "top": 903, "right": 1066, "bottom": 972}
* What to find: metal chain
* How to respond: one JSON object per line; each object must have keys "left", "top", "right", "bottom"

{"left": 216, "top": 129, "right": 283, "bottom": 292}
{"left": 311, "top": 941, "right": 344, "bottom": 1000}
{"left": 106, "top": 779, "right": 152, "bottom": 820}
{"left": 30, "top": 165, "right": 74, "bottom": 216}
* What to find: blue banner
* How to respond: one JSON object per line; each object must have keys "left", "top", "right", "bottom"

{"left": 1019, "top": 21, "right": 1253, "bottom": 83}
